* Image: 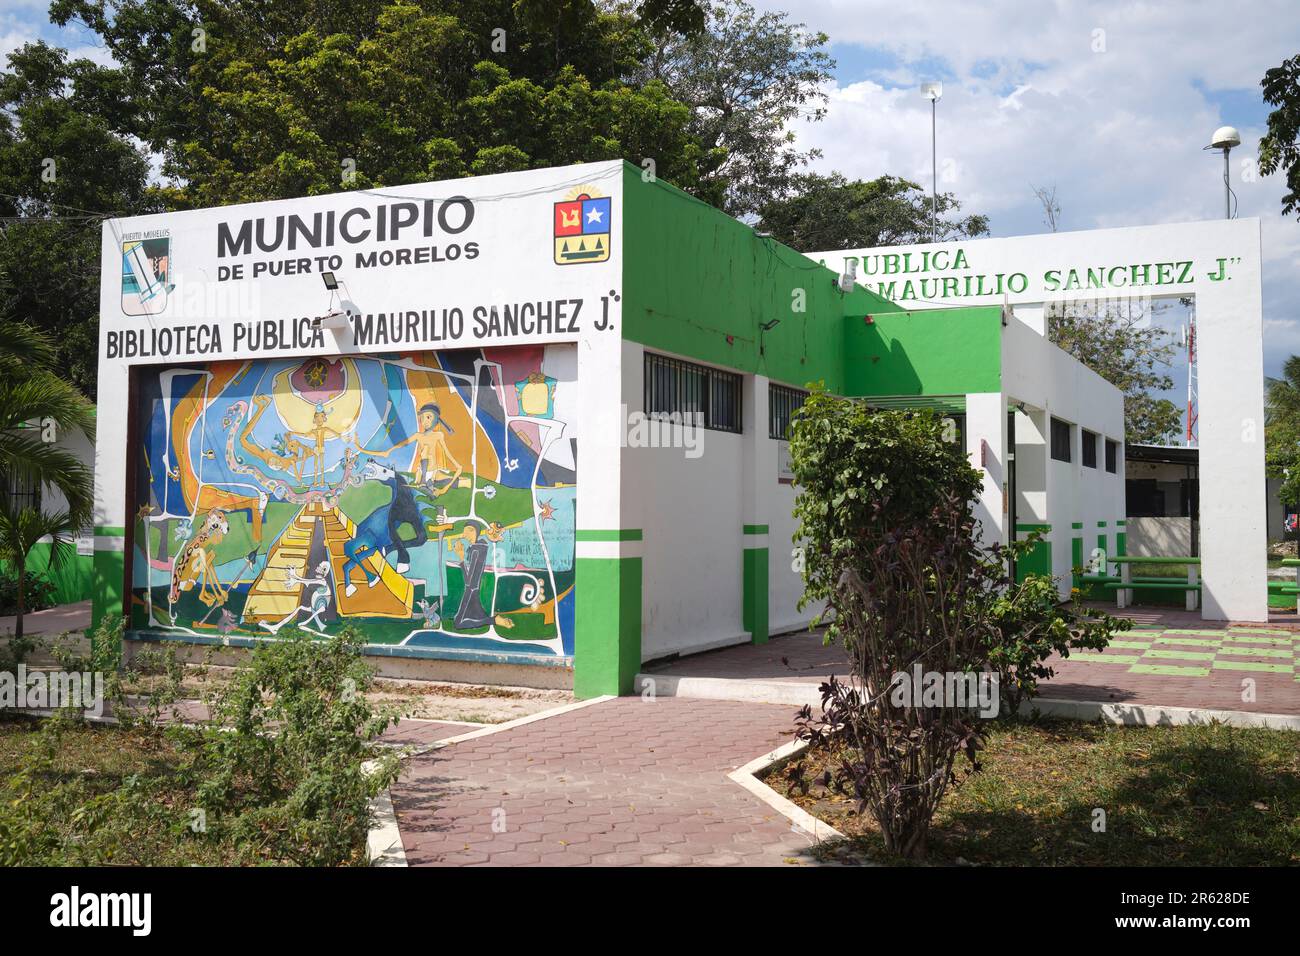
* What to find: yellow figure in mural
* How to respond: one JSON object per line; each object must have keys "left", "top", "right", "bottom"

{"left": 365, "top": 402, "right": 464, "bottom": 493}
{"left": 286, "top": 404, "right": 345, "bottom": 485}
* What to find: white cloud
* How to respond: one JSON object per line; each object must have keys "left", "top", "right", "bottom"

{"left": 757, "top": 0, "right": 1300, "bottom": 375}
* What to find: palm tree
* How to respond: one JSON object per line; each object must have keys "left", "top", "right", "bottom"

{"left": 0, "top": 321, "right": 96, "bottom": 638}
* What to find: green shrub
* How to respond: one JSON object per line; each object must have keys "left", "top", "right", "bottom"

{"left": 988, "top": 570, "right": 1129, "bottom": 715}
{"left": 0, "top": 568, "right": 56, "bottom": 616}
{"left": 180, "top": 627, "right": 402, "bottom": 866}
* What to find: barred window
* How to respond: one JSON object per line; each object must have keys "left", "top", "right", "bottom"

{"left": 768, "top": 384, "right": 808, "bottom": 439}
{"left": 644, "top": 352, "right": 742, "bottom": 433}
{"left": 1105, "top": 438, "right": 1119, "bottom": 474}
{"left": 0, "top": 470, "right": 40, "bottom": 513}
{"left": 1082, "top": 429, "right": 1098, "bottom": 468}
{"left": 1050, "top": 417, "right": 1072, "bottom": 463}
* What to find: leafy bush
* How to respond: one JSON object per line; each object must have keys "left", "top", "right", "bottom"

{"left": 988, "top": 569, "right": 1129, "bottom": 715}
{"left": 180, "top": 627, "right": 401, "bottom": 866}
{"left": 789, "top": 392, "right": 997, "bottom": 859}
{"left": 0, "top": 567, "right": 56, "bottom": 616}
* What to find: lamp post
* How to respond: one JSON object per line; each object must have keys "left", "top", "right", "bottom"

{"left": 1209, "top": 125, "right": 1240, "bottom": 219}
{"left": 921, "top": 82, "right": 943, "bottom": 241}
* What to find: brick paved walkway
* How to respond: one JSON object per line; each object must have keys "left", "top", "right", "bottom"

{"left": 390, "top": 697, "right": 815, "bottom": 866}
{"left": 639, "top": 607, "right": 1300, "bottom": 716}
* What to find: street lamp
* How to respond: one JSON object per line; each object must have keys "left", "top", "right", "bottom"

{"left": 921, "top": 82, "right": 943, "bottom": 241}
{"left": 1208, "top": 125, "right": 1240, "bottom": 219}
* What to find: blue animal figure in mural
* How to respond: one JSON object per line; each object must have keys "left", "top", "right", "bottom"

{"left": 341, "top": 459, "right": 429, "bottom": 596}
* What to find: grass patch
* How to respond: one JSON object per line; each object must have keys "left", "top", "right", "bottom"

{"left": 771, "top": 718, "right": 1300, "bottom": 866}
{"left": 0, "top": 715, "right": 244, "bottom": 865}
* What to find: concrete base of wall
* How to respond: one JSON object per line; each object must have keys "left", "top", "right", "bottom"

{"left": 123, "top": 638, "right": 575, "bottom": 690}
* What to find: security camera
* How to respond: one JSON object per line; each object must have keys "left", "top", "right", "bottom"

{"left": 1210, "top": 126, "right": 1241, "bottom": 150}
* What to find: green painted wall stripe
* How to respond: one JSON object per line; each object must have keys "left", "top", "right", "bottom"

{"left": 1016, "top": 522, "right": 1050, "bottom": 533}
{"left": 1116, "top": 520, "right": 1127, "bottom": 527}
{"left": 742, "top": 546, "right": 770, "bottom": 646}
{"left": 1097, "top": 520, "right": 1108, "bottom": 528}
{"left": 95, "top": 526, "right": 125, "bottom": 536}
{"left": 742, "top": 524, "right": 769, "bottom": 535}
{"left": 574, "top": 556, "right": 642, "bottom": 697}
{"left": 1071, "top": 522, "right": 1084, "bottom": 529}
{"left": 845, "top": 307, "right": 1003, "bottom": 396}
{"left": 575, "top": 529, "right": 643, "bottom": 542}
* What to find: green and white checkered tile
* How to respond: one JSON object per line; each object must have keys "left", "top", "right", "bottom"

{"left": 1066, "top": 628, "right": 1297, "bottom": 678}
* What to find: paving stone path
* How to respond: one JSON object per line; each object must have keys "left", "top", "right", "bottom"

{"left": 390, "top": 696, "right": 818, "bottom": 866}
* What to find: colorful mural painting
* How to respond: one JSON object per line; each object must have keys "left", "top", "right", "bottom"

{"left": 130, "top": 349, "right": 577, "bottom": 659}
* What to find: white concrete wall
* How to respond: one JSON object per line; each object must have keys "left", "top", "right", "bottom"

{"left": 621, "top": 340, "right": 747, "bottom": 660}
{"left": 1128, "top": 517, "right": 1194, "bottom": 556}
{"left": 817, "top": 218, "right": 1268, "bottom": 620}
{"left": 1002, "top": 316, "right": 1127, "bottom": 596}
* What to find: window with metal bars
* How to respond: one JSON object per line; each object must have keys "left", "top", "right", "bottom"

{"left": 1105, "top": 438, "right": 1119, "bottom": 473}
{"left": 768, "top": 384, "right": 808, "bottom": 439}
{"left": 0, "top": 471, "right": 41, "bottom": 514}
{"left": 1050, "top": 417, "right": 1072, "bottom": 463}
{"left": 1082, "top": 429, "right": 1098, "bottom": 468}
{"left": 644, "top": 352, "right": 742, "bottom": 433}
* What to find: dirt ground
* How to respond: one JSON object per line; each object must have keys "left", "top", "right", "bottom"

{"left": 3, "top": 633, "right": 573, "bottom": 725}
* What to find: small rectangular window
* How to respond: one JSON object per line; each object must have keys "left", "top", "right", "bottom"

{"left": 1050, "top": 417, "right": 1072, "bottom": 463}
{"left": 644, "top": 352, "right": 743, "bottom": 433}
{"left": 1105, "top": 438, "right": 1118, "bottom": 473}
{"left": 1082, "top": 429, "right": 1098, "bottom": 468}
{"left": 768, "top": 384, "right": 808, "bottom": 439}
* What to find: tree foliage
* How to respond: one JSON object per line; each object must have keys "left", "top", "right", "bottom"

{"left": 0, "top": 321, "right": 96, "bottom": 638}
{"left": 1260, "top": 53, "right": 1300, "bottom": 217}
{"left": 0, "top": 41, "right": 156, "bottom": 398}
{"left": 788, "top": 393, "right": 993, "bottom": 859}
{"left": 1265, "top": 354, "right": 1300, "bottom": 507}
{"left": 631, "top": 0, "right": 835, "bottom": 217}
{"left": 755, "top": 172, "right": 990, "bottom": 251}
{"left": 1047, "top": 301, "right": 1182, "bottom": 445}
{"left": 51, "top": 0, "right": 717, "bottom": 207}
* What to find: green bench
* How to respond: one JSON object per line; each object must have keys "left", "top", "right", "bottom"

{"left": 1279, "top": 559, "right": 1300, "bottom": 611}
{"left": 1108, "top": 556, "right": 1200, "bottom": 611}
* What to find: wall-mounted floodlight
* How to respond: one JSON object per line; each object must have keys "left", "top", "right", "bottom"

{"left": 837, "top": 258, "right": 859, "bottom": 293}
{"left": 321, "top": 271, "right": 340, "bottom": 290}
{"left": 920, "top": 81, "right": 943, "bottom": 101}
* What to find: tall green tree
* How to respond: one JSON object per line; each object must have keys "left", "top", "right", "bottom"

{"left": 756, "top": 172, "right": 990, "bottom": 251}
{"left": 0, "top": 41, "right": 156, "bottom": 399}
{"left": 632, "top": 0, "right": 834, "bottom": 217}
{"left": 1265, "top": 355, "right": 1300, "bottom": 507}
{"left": 1260, "top": 53, "right": 1300, "bottom": 216}
{"left": 1047, "top": 301, "right": 1182, "bottom": 445}
{"left": 52, "top": 0, "right": 717, "bottom": 207}
{"left": 0, "top": 322, "right": 96, "bottom": 638}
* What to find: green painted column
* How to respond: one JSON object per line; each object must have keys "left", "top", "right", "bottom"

{"left": 574, "top": 529, "right": 643, "bottom": 698}
{"left": 1071, "top": 522, "right": 1084, "bottom": 590}
{"left": 90, "top": 526, "right": 126, "bottom": 635}
{"left": 1096, "top": 520, "right": 1108, "bottom": 562}
{"left": 1015, "top": 522, "right": 1052, "bottom": 581}
{"left": 1116, "top": 520, "right": 1127, "bottom": 557}
{"left": 742, "top": 524, "right": 770, "bottom": 645}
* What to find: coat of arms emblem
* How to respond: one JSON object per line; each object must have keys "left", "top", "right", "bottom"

{"left": 553, "top": 187, "right": 611, "bottom": 265}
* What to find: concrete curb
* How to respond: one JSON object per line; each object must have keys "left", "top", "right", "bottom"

{"left": 637, "top": 672, "right": 1300, "bottom": 731}
{"left": 636, "top": 673, "right": 822, "bottom": 707}
{"left": 728, "top": 738, "right": 846, "bottom": 848}
{"left": 1027, "top": 697, "right": 1300, "bottom": 731}
{"left": 367, "top": 788, "right": 408, "bottom": 867}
